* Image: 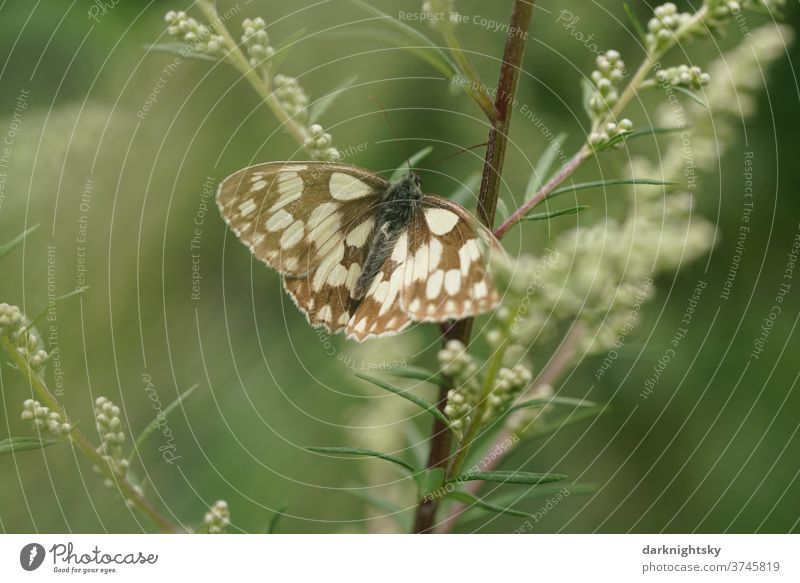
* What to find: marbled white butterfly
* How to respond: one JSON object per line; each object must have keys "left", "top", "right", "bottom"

{"left": 217, "top": 162, "right": 507, "bottom": 341}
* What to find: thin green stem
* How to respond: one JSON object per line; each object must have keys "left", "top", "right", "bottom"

{"left": 196, "top": 0, "right": 312, "bottom": 154}
{"left": 441, "top": 26, "right": 499, "bottom": 121}
{"left": 1, "top": 337, "right": 182, "bottom": 533}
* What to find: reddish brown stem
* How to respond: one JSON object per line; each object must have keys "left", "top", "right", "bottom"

{"left": 412, "top": 0, "right": 535, "bottom": 534}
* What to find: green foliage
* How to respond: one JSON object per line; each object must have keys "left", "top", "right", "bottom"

{"left": 0, "top": 225, "right": 38, "bottom": 261}
{"left": 0, "top": 437, "right": 60, "bottom": 455}
{"left": 355, "top": 373, "right": 449, "bottom": 425}
{"left": 306, "top": 446, "right": 417, "bottom": 474}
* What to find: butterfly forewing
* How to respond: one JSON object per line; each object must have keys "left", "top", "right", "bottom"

{"left": 216, "top": 162, "right": 388, "bottom": 276}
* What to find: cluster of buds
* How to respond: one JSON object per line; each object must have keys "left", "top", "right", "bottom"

{"left": 589, "top": 51, "right": 626, "bottom": 118}
{"left": 304, "top": 124, "right": 341, "bottom": 162}
{"left": 241, "top": 17, "right": 275, "bottom": 70}
{"left": 589, "top": 118, "right": 634, "bottom": 149}
{"left": 646, "top": 3, "right": 693, "bottom": 52}
{"left": 482, "top": 365, "right": 533, "bottom": 423}
{"left": 656, "top": 65, "right": 711, "bottom": 90}
{"left": 273, "top": 74, "right": 309, "bottom": 119}
{"left": 203, "top": 500, "right": 230, "bottom": 534}
{"left": 21, "top": 399, "right": 71, "bottom": 436}
{"left": 0, "top": 303, "right": 49, "bottom": 371}
{"left": 438, "top": 340, "right": 481, "bottom": 440}
{"left": 164, "top": 10, "right": 225, "bottom": 55}
{"left": 94, "top": 397, "right": 129, "bottom": 482}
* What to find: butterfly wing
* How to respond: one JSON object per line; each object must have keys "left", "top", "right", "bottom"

{"left": 345, "top": 195, "right": 507, "bottom": 341}
{"left": 216, "top": 162, "right": 388, "bottom": 276}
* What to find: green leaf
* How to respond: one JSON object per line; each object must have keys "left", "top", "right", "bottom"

{"left": 130, "top": 384, "right": 198, "bottom": 461}
{"left": 266, "top": 506, "right": 287, "bottom": 534}
{"left": 389, "top": 146, "right": 434, "bottom": 183}
{"left": 580, "top": 78, "right": 596, "bottom": 122}
{"left": 547, "top": 178, "right": 677, "bottom": 201}
{"left": 306, "top": 446, "right": 417, "bottom": 474}
{"left": 449, "top": 171, "right": 481, "bottom": 206}
{"left": 526, "top": 132, "right": 568, "bottom": 198}
{"left": 29, "top": 286, "right": 90, "bottom": 328}
{"left": 388, "top": 366, "right": 445, "bottom": 386}
{"left": 308, "top": 74, "right": 359, "bottom": 124}
{"left": 448, "top": 491, "right": 533, "bottom": 518}
{"left": 623, "top": 3, "right": 648, "bottom": 42}
{"left": 604, "top": 125, "right": 685, "bottom": 148}
{"left": 510, "top": 396, "right": 598, "bottom": 412}
{"left": 0, "top": 225, "right": 39, "bottom": 261}
{"left": 525, "top": 405, "right": 609, "bottom": 440}
{"left": 356, "top": 373, "right": 449, "bottom": 425}
{"left": 347, "top": 1, "right": 458, "bottom": 76}
{"left": 144, "top": 43, "right": 217, "bottom": 62}
{"left": 453, "top": 471, "right": 567, "bottom": 486}
{"left": 521, "top": 205, "right": 588, "bottom": 222}
{"left": 0, "top": 437, "right": 60, "bottom": 455}
{"left": 271, "top": 28, "right": 309, "bottom": 74}
{"left": 672, "top": 85, "right": 709, "bottom": 109}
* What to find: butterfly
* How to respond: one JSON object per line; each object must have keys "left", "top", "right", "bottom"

{"left": 216, "top": 162, "right": 507, "bottom": 341}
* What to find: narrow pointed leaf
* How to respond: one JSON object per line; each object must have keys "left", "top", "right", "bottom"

{"left": 130, "top": 384, "right": 198, "bottom": 461}
{"left": 447, "top": 491, "right": 533, "bottom": 519}
{"left": 521, "top": 205, "right": 588, "bottom": 222}
{"left": 672, "top": 85, "right": 708, "bottom": 109}
{"left": 547, "top": 178, "right": 677, "bottom": 200}
{"left": 526, "top": 132, "right": 568, "bottom": 197}
{"left": 496, "top": 198, "right": 510, "bottom": 220}
{"left": 144, "top": 43, "right": 217, "bottom": 62}
{"left": 604, "top": 125, "right": 685, "bottom": 148}
{"left": 309, "top": 74, "right": 359, "bottom": 124}
{"left": 0, "top": 437, "right": 60, "bottom": 455}
{"left": 452, "top": 470, "right": 567, "bottom": 486}
{"left": 524, "top": 405, "right": 609, "bottom": 440}
{"left": 389, "top": 366, "right": 444, "bottom": 386}
{"left": 30, "top": 286, "right": 89, "bottom": 328}
{"left": 510, "top": 396, "right": 598, "bottom": 412}
{"left": 389, "top": 146, "right": 434, "bottom": 183}
{"left": 348, "top": 0, "right": 458, "bottom": 76}
{"left": 0, "top": 225, "right": 39, "bottom": 261}
{"left": 356, "top": 373, "right": 449, "bottom": 425}
{"left": 306, "top": 446, "right": 417, "bottom": 474}
{"left": 623, "top": 3, "right": 648, "bottom": 42}
{"left": 266, "top": 505, "right": 287, "bottom": 534}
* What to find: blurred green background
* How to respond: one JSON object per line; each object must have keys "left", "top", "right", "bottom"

{"left": 0, "top": 0, "right": 798, "bottom": 533}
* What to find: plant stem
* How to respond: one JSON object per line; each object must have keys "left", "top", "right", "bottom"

{"left": 1, "top": 337, "right": 183, "bottom": 533}
{"left": 436, "top": 322, "right": 584, "bottom": 533}
{"left": 493, "top": 3, "right": 712, "bottom": 237}
{"left": 412, "top": 0, "right": 535, "bottom": 534}
{"left": 196, "top": 0, "right": 313, "bottom": 155}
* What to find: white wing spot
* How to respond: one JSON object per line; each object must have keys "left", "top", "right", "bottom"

{"left": 426, "top": 269, "right": 444, "bottom": 299}
{"left": 284, "top": 257, "right": 299, "bottom": 271}
{"left": 280, "top": 219, "right": 305, "bottom": 249}
{"left": 428, "top": 237, "right": 443, "bottom": 271}
{"left": 313, "top": 245, "right": 345, "bottom": 292}
{"left": 270, "top": 175, "right": 304, "bottom": 211}
{"left": 309, "top": 203, "right": 339, "bottom": 229}
{"left": 337, "top": 311, "right": 350, "bottom": 325}
{"left": 412, "top": 244, "right": 430, "bottom": 281}
{"left": 329, "top": 172, "right": 373, "bottom": 200}
{"left": 238, "top": 199, "right": 258, "bottom": 217}
{"left": 408, "top": 298, "right": 421, "bottom": 313}
{"left": 459, "top": 239, "right": 481, "bottom": 275}
{"left": 326, "top": 264, "right": 349, "bottom": 286}
{"left": 424, "top": 208, "right": 460, "bottom": 235}
{"left": 346, "top": 218, "right": 375, "bottom": 247}
{"left": 354, "top": 318, "right": 367, "bottom": 331}
{"left": 266, "top": 209, "right": 294, "bottom": 232}
{"left": 251, "top": 180, "right": 267, "bottom": 192}
{"left": 346, "top": 263, "right": 362, "bottom": 296}
{"left": 472, "top": 280, "right": 488, "bottom": 299}
{"left": 444, "top": 269, "right": 461, "bottom": 295}
{"left": 392, "top": 231, "right": 408, "bottom": 263}
{"left": 317, "top": 305, "right": 333, "bottom": 322}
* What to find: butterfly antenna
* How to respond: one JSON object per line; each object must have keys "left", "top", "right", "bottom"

{"left": 429, "top": 142, "right": 488, "bottom": 167}
{"left": 369, "top": 95, "right": 414, "bottom": 173}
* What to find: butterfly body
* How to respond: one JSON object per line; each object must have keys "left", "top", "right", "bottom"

{"left": 217, "top": 161, "right": 506, "bottom": 342}
{"left": 354, "top": 171, "right": 422, "bottom": 300}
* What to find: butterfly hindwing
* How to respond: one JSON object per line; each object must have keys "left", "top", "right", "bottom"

{"left": 216, "top": 162, "right": 388, "bottom": 276}
{"left": 402, "top": 196, "right": 504, "bottom": 322}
